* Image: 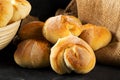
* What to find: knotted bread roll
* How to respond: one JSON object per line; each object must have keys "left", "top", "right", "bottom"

{"left": 50, "top": 35, "right": 96, "bottom": 74}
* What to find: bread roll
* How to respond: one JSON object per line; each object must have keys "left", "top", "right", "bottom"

{"left": 0, "top": 0, "right": 13, "bottom": 27}
{"left": 43, "top": 15, "right": 82, "bottom": 44}
{"left": 79, "top": 24, "right": 112, "bottom": 51}
{"left": 10, "top": 0, "right": 31, "bottom": 23}
{"left": 14, "top": 39, "right": 51, "bottom": 68}
{"left": 20, "top": 15, "right": 39, "bottom": 27}
{"left": 50, "top": 35, "right": 96, "bottom": 74}
{"left": 18, "top": 21, "right": 45, "bottom": 40}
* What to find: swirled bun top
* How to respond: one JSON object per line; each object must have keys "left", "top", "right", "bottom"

{"left": 50, "top": 35, "right": 96, "bottom": 74}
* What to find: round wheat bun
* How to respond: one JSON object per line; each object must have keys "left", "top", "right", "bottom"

{"left": 18, "top": 21, "right": 45, "bottom": 40}
{"left": 43, "top": 15, "right": 82, "bottom": 44}
{"left": 14, "top": 39, "right": 51, "bottom": 68}
{"left": 0, "top": 0, "right": 13, "bottom": 27}
{"left": 10, "top": 0, "right": 31, "bottom": 23}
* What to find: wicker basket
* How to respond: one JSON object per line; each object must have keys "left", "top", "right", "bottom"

{"left": 0, "top": 20, "right": 21, "bottom": 50}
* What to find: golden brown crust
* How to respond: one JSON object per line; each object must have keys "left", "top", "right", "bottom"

{"left": 79, "top": 24, "right": 112, "bottom": 51}
{"left": 10, "top": 0, "right": 31, "bottom": 23}
{"left": 43, "top": 15, "right": 82, "bottom": 44}
{"left": 20, "top": 15, "right": 39, "bottom": 27}
{"left": 50, "top": 35, "right": 96, "bottom": 74}
{"left": 0, "top": 0, "right": 13, "bottom": 27}
{"left": 14, "top": 39, "right": 51, "bottom": 68}
{"left": 18, "top": 21, "right": 45, "bottom": 40}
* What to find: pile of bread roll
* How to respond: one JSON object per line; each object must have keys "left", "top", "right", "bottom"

{"left": 0, "top": 0, "right": 31, "bottom": 27}
{"left": 14, "top": 15, "right": 112, "bottom": 75}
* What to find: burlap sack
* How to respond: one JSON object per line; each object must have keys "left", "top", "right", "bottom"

{"left": 57, "top": 0, "right": 120, "bottom": 66}
{"left": 55, "top": 0, "right": 78, "bottom": 17}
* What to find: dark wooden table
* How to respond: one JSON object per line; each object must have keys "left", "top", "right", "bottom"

{"left": 0, "top": 42, "right": 119, "bottom": 80}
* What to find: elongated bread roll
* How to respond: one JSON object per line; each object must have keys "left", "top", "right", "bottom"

{"left": 79, "top": 24, "right": 112, "bottom": 51}
{"left": 43, "top": 15, "right": 82, "bottom": 44}
{"left": 50, "top": 35, "right": 96, "bottom": 74}
{"left": 0, "top": 0, "right": 13, "bottom": 27}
